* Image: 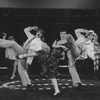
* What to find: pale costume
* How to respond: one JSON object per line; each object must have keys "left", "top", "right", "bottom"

{"left": 75, "top": 29, "right": 88, "bottom": 60}
{"left": 75, "top": 29, "right": 100, "bottom": 78}
{"left": 5, "top": 47, "right": 16, "bottom": 60}
{"left": 75, "top": 29, "right": 96, "bottom": 60}
{"left": 2, "top": 34, "right": 18, "bottom": 79}
{"left": 5, "top": 46, "right": 18, "bottom": 79}
{"left": 66, "top": 34, "right": 82, "bottom": 87}
{"left": 0, "top": 32, "right": 33, "bottom": 86}
{"left": 23, "top": 27, "right": 61, "bottom": 96}
{"left": 84, "top": 40, "right": 95, "bottom": 60}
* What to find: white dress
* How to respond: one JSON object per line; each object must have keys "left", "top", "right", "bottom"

{"left": 84, "top": 40, "right": 95, "bottom": 60}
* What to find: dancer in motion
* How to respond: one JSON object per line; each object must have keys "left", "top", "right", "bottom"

{"left": 19, "top": 27, "right": 80, "bottom": 95}
{"left": 19, "top": 26, "right": 61, "bottom": 96}
{"left": 0, "top": 28, "right": 39, "bottom": 90}
{"left": 75, "top": 28, "right": 99, "bottom": 60}
{"left": 75, "top": 28, "right": 99, "bottom": 78}
{"left": 75, "top": 29, "right": 94, "bottom": 60}
{"left": 52, "top": 31, "right": 83, "bottom": 90}
{"left": 7, "top": 36, "right": 18, "bottom": 79}
{"left": 2, "top": 33, "right": 18, "bottom": 79}
{"left": 0, "top": 26, "right": 61, "bottom": 96}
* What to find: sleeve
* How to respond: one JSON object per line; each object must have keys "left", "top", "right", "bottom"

{"left": 24, "top": 27, "right": 35, "bottom": 39}
{"left": 75, "top": 29, "right": 87, "bottom": 38}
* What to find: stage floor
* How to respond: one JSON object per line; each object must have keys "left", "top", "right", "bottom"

{"left": 0, "top": 75, "right": 100, "bottom": 100}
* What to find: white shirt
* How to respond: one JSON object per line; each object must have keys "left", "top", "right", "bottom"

{"left": 76, "top": 37, "right": 86, "bottom": 46}
{"left": 75, "top": 29, "right": 87, "bottom": 46}
{"left": 27, "top": 38, "right": 42, "bottom": 65}
{"left": 84, "top": 40, "right": 95, "bottom": 60}
{"left": 5, "top": 48, "right": 16, "bottom": 60}
{"left": 29, "top": 38, "right": 42, "bottom": 51}
{"left": 24, "top": 27, "right": 43, "bottom": 65}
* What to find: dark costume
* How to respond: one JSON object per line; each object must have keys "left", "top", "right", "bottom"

{"left": 37, "top": 41, "right": 71, "bottom": 79}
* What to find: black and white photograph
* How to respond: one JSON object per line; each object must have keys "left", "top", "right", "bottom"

{"left": 0, "top": 0, "right": 100, "bottom": 100}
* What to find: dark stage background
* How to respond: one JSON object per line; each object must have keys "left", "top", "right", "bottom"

{"left": 0, "top": 8, "right": 100, "bottom": 77}
{"left": 0, "top": 0, "right": 99, "bottom": 9}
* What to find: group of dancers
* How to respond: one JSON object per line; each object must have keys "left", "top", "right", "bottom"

{"left": 0, "top": 26, "right": 99, "bottom": 96}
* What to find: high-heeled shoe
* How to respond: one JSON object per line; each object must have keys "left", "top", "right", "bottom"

{"left": 54, "top": 92, "right": 61, "bottom": 97}
{"left": 74, "top": 83, "right": 83, "bottom": 91}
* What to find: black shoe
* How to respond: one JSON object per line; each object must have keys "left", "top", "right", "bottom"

{"left": 26, "top": 84, "right": 33, "bottom": 91}
{"left": 53, "top": 92, "right": 61, "bottom": 97}
{"left": 74, "top": 83, "right": 83, "bottom": 91}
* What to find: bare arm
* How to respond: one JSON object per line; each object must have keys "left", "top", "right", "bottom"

{"left": 24, "top": 26, "right": 38, "bottom": 39}
{"left": 23, "top": 26, "right": 38, "bottom": 47}
{"left": 74, "top": 29, "right": 87, "bottom": 38}
{"left": 52, "top": 40, "right": 68, "bottom": 51}
{"left": 52, "top": 40, "right": 63, "bottom": 48}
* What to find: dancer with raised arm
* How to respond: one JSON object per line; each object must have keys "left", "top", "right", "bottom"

{"left": 75, "top": 28, "right": 99, "bottom": 78}
{"left": 0, "top": 27, "right": 40, "bottom": 90}
{"left": 52, "top": 31, "right": 83, "bottom": 90}
{"left": 0, "top": 26, "right": 61, "bottom": 96}
{"left": 19, "top": 26, "right": 61, "bottom": 96}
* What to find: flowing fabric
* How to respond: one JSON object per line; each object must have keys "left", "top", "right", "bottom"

{"left": 36, "top": 41, "right": 71, "bottom": 79}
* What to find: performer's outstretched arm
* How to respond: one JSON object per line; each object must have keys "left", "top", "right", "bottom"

{"left": 75, "top": 28, "right": 88, "bottom": 38}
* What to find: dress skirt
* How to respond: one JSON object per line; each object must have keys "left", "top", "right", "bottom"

{"left": 37, "top": 50, "right": 60, "bottom": 79}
